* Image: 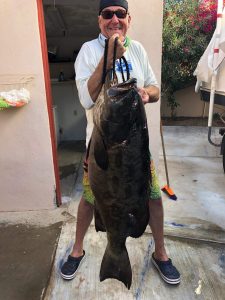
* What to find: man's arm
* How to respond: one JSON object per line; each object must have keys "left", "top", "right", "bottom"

{"left": 138, "top": 85, "right": 160, "bottom": 104}
{"left": 87, "top": 57, "right": 105, "bottom": 103}
{"left": 87, "top": 34, "right": 126, "bottom": 102}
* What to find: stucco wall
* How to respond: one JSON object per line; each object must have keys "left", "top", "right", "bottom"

{"left": 0, "top": 0, "right": 56, "bottom": 211}
{"left": 129, "top": 0, "right": 163, "bottom": 166}
{"left": 161, "top": 85, "right": 223, "bottom": 117}
{"left": 0, "top": 0, "right": 163, "bottom": 211}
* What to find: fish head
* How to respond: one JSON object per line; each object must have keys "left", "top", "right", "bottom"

{"left": 97, "top": 78, "right": 144, "bottom": 144}
{"left": 107, "top": 78, "right": 139, "bottom": 119}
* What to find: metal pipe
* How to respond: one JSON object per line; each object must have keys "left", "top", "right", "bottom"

{"left": 208, "top": 127, "right": 221, "bottom": 147}
{"left": 207, "top": 0, "right": 224, "bottom": 146}
{"left": 208, "top": 1, "right": 223, "bottom": 125}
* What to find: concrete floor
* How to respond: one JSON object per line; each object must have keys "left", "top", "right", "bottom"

{"left": 58, "top": 141, "right": 85, "bottom": 204}
{"left": 45, "top": 126, "right": 225, "bottom": 300}
{"left": 0, "top": 223, "right": 62, "bottom": 300}
{"left": 1, "top": 126, "right": 224, "bottom": 299}
{"left": 0, "top": 142, "right": 85, "bottom": 300}
{"left": 159, "top": 127, "right": 225, "bottom": 242}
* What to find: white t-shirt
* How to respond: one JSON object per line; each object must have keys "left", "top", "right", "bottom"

{"left": 75, "top": 34, "right": 158, "bottom": 147}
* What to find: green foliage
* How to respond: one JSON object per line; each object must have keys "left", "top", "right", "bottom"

{"left": 162, "top": 0, "right": 217, "bottom": 117}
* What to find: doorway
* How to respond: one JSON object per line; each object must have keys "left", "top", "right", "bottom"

{"left": 41, "top": 0, "right": 99, "bottom": 204}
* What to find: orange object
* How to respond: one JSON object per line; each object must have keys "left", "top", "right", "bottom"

{"left": 161, "top": 185, "right": 177, "bottom": 200}
{"left": 5, "top": 100, "right": 26, "bottom": 107}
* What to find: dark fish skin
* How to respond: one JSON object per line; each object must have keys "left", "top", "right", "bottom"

{"left": 88, "top": 76, "right": 151, "bottom": 289}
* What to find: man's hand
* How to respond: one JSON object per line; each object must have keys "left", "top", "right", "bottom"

{"left": 137, "top": 87, "right": 150, "bottom": 104}
{"left": 107, "top": 34, "right": 126, "bottom": 69}
{"left": 87, "top": 34, "right": 126, "bottom": 103}
{"left": 138, "top": 86, "right": 160, "bottom": 104}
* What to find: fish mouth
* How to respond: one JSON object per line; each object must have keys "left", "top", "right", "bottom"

{"left": 107, "top": 78, "right": 137, "bottom": 98}
{"left": 117, "top": 78, "right": 137, "bottom": 88}
{"left": 107, "top": 87, "right": 130, "bottom": 98}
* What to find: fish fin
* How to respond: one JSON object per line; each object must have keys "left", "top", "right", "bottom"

{"left": 100, "top": 244, "right": 132, "bottom": 289}
{"left": 94, "top": 132, "right": 109, "bottom": 170}
{"left": 129, "top": 209, "right": 149, "bottom": 238}
{"left": 94, "top": 207, "right": 106, "bottom": 232}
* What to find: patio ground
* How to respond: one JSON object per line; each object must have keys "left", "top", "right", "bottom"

{"left": 0, "top": 126, "right": 224, "bottom": 300}
{"left": 0, "top": 223, "right": 62, "bottom": 300}
{"left": 45, "top": 126, "right": 225, "bottom": 300}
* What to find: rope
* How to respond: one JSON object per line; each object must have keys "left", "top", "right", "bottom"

{"left": 119, "top": 58, "right": 125, "bottom": 82}
{"left": 120, "top": 56, "right": 130, "bottom": 81}
{"left": 102, "top": 37, "right": 130, "bottom": 84}
{"left": 101, "top": 38, "right": 109, "bottom": 84}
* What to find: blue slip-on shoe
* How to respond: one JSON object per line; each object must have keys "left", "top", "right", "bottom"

{"left": 151, "top": 253, "right": 181, "bottom": 285}
{"left": 60, "top": 250, "right": 86, "bottom": 280}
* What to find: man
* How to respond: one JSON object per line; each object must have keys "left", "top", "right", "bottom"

{"left": 61, "top": 0, "right": 181, "bottom": 285}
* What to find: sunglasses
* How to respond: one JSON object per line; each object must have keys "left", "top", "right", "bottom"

{"left": 101, "top": 9, "right": 128, "bottom": 20}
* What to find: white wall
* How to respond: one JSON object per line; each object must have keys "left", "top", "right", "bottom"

{"left": 161, "top": 85, "right": 223, "bottom": 117}
{"left": 0, "top": 0, "right": 164, "bottom": 211}
{"left": 129, "top": 0, "right": 163, "bottom": 167}
{"left": 0, "top": 0, "right": 56, "bottom": 211}
{"left": 51, "top": 81, "right": 87, "bottom": 141}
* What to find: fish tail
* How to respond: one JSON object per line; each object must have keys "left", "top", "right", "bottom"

{"left": 100, "top": 244, "right": 132, "bottom": 289}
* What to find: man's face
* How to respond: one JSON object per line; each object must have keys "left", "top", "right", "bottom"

{"left": 98, "top": 6, "right": 131, "bottom": 40}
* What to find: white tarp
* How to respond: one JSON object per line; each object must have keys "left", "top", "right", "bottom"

{"left": 194, "top": 8, "right": 225, "bottom": 94}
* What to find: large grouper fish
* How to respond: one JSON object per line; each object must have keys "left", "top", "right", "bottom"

{"left": 88, "top": 57, "right": 151, "bottom": 289}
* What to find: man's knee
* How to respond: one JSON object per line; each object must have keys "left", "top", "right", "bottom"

{"left": 149, "top": 198, "right": 163, "bottom": 209}
{"left": 80, "top": 197, "right": 94, "bottom": 210}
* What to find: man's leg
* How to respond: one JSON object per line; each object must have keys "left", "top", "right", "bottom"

{"left": 61, "top": 164, "right": 95, "bottom": 280}
{"left": 71, "top": 197, "right": 94, "bottom": 257}
{"left": 148, "top": 198, "right": 168, "bottom": 261}
{"left": 60, "top": 197, "right": 94, "bottom": 280}
{"left": 148, "top": 160, "right": 180, "bottom": 284}
{"left": 148, "top": 159, "right": 168, "bottom": 260}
